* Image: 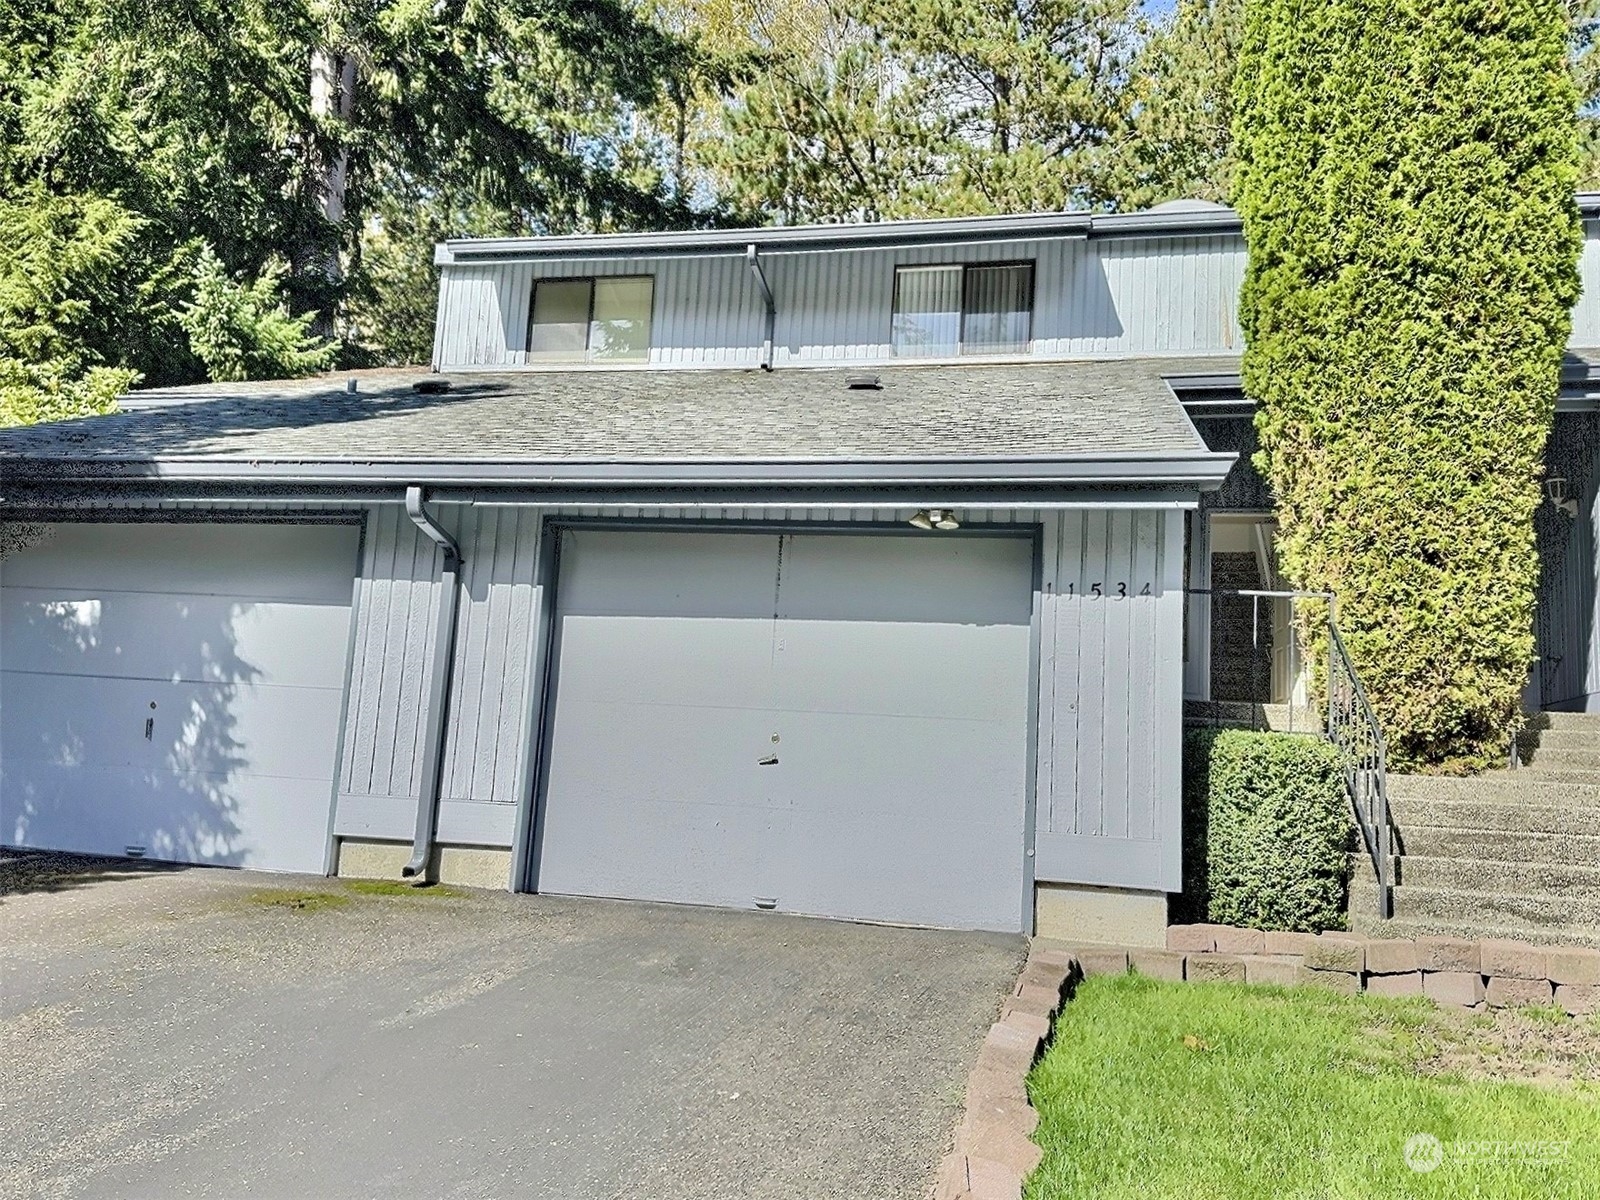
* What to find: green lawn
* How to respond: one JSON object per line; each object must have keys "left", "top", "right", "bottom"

{"left": 1025, "top": 973, "right": 1600, "bottom": 1199}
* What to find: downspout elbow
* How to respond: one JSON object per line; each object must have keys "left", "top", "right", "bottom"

{"left": 746, "top": 243, "right": 776, "bottom": 371}
{"left": 403, "top": 485, "right": 463, "bottom": 879}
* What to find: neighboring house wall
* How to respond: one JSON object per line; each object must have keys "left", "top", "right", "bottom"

{"left": 433, "top": 234, "right": 1248, "bottom": 369}
{"left": 1571, "top": 219, "right": 1600, "bottom": 347}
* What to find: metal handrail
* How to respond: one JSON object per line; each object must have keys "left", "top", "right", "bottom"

{"left": 1326, "top": 622, "right": 1394, "bottom": 919}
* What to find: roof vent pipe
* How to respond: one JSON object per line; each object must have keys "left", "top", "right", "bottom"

{"left": 746, "top": 244, "right": 776, "bottom": 371}
{"left": 402, "top": 484, "right": 464, "bottom": 880}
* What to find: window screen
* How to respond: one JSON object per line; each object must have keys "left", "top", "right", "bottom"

{"left": 891, "top": 266, "right": 962, "bottom": 356}
{"left": 891, "top": 261, "right": 1033, "bottom": 357}
{"left": 961, "top": 263, "right": 1033, "bottom": 354}
{"left": 528, "top": 280, "right": 592, "bottom": 359}
{"left": 589, "top": 277, "right": 653, "bottom": 361}
{"left": 527, "top": 276, "right": 653, "bottom": 362}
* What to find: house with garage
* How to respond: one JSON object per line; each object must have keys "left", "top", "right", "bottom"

{"left": 3, "top": 197, "right": 1599, "bottom": 945}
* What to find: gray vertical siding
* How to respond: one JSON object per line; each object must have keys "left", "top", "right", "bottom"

{"left": 334, "top": 505, "right": 544, "bottom": 846}
{"left": 436, "top": 219, "right": 1600, "bottom": 370}
{"left": 432, "top": 233, "right": 1248, "bottom": 369}
{"left": 1033, "top": 507, "right": 1184, "bottom": 891}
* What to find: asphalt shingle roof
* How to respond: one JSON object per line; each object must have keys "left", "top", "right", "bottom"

{"left": 0, "top": 360, "right": 1222, "bottom": 474}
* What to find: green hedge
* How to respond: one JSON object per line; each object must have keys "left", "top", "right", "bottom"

{"left": 1177, "top": 729, "right": 1352, "bottom": 933}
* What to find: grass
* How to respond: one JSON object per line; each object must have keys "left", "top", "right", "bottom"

{"left": 1025, "top": 973, "right": 1600, "bottom": 1199}
{"left": 343, "top": 878, "right": 464, "bottom": 899}
{"left": 244, "top": 879, "right": 465, "bottom": 910}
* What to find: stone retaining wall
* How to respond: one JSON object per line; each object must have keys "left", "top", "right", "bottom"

{"left": 1166, "top": 924, "right": 1600, "bottom": 1013}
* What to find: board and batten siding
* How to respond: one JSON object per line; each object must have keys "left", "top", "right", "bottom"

{"left": 328, "top": 502, "right": 1186, "bottom": 900}
{"left": 432, "top": 234, "right": 1247, "bottom": 369}
{"left": 1033, "top": 508, "right": 1185, "bottom": 891}
{"left": 334, "top": 504, "right": 544, "bottom": 847}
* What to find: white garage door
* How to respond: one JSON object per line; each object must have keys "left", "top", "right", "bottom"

{"left": 1, "top": 522, "right": 359, "bottom": 873}
{"left": 534, "top": 528, "right": 1034, "bottom": 931}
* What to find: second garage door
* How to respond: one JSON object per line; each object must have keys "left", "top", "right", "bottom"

{"left": 533, "top": 528, "right": 1035, "bottom": 931}
{"left": 1, "top": 522, "right": 359, "bottom": 873}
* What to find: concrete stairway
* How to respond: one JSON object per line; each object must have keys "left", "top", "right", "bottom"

{"left": 1350, "top": 712, "right": 1600, "bottom": 948}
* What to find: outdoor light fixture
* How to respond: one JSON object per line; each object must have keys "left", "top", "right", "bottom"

{"left": 909, "top": 508, "right": 961, "bottom": 531}
{"left": 1547, "top": 477, "right": 1580, "bottom": 518}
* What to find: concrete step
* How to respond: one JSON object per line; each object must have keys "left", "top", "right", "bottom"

{"left": 1349, "top": 880, "right": 1600, "bottom": 930}
{"left": 1517, "top": 728, "right": 1600, "bottom": 753}
{"left": 1508, "top": 766, "right": 1600, "bottom": 785}
{"left": 1529, "top": 711, "right": 1600, "bottom": 732}
{"left": 1349, "top": 911, "right": 1600, "bottom": 950}
{"left": 1388, "top": 797, "right": 1600, "bottom": 835}
{"left": 1387, "top": 774, "right": 1600, "bottom": 807}
{"left": 1389, "top": 855, "right": 1600, "bottom": 899}
{"left": 1398, "top": 825, "right": 1600, "bottom": 866}
{"left": 1514, "top": 746, "right": 1600, "bottom": 772}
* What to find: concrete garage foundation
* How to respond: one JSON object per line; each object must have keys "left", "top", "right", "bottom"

{"left": 1035, "top": 883, "right": 1167, "bottom": 947}
{"left": 336, "top": 839, "right": 512, "bottom": 889}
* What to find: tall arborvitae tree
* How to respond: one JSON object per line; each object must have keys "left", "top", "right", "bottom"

{"left": 1234, "top": 0, "right": 1583, "bottom": 770}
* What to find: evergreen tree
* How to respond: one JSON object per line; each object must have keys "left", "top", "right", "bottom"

{"left": 1102, "top": 0, "right": 1242, "bottom": 209}
{"left": 1234, "top": 0, "right": 1583, "bottom": 769}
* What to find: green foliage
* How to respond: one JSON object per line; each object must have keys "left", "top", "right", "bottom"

{"left": 0, "top": 185, "right": 141, "bottom": 425}
{"left": 1178, "top": 730, "right": 1351, "bottom": 933}
{"left": 693, "top": 0, "right": 1144, "bottom": 222}
{"left": 178, "top": 248, "right": 337, "bottom": 382}
{"left": 1234, "top": 0, "right": 1584, "bottom": 771}
{"left": 1101, "top": 0, "right": 1243, "bottom": 209}
{"left": 0, "top": 0, "right": 708, "bottom": 394}
{"left": 0, "top": 359, "right": 133, "bottom": 426}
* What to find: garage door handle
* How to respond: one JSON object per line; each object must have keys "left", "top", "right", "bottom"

{"left": 757, "top": 754, "right": 778, "bottom": 766}
{"left": 144, "top": 717, "right": 154, "bottom": 740}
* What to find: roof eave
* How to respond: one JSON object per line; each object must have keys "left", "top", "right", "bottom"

{"left": 3, "top": 452, "right": 1237, "bottom": 492}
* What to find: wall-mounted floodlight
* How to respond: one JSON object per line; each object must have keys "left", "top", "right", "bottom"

{"left": 909, "top": 508, "right": 961, "bottom": 531}
{"left": 1547, "top": 477, "right": 1580, "bottom": 518}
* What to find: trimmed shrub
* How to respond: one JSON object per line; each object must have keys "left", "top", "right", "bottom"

{"left": 1178, "top": 729, "right": 1351, "bottom": 932}
{"left": 1232, "top": 0, "right": 1583, "bottom": 771}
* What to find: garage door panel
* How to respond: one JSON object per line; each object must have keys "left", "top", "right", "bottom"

{"left": 1, "top": 591, "right": 354, "bottom": 687}
{"left": 1, "top": 522, "right": 357, "bottom": 873}
{"left": 557, "top": 530, "right": 779, "bottom": 620}
{"left": 0, "top": 760, "right": 331, "bottom": 872}
{"left": 1, "top": 523, "right": 357, "bottom": 603}
{"left": 776, "top": 534, "right": 1034, "bottom": 625}
{"left": 553, "top": 614, "right": 776, "bottom": 709}
{"left": 3, "top": 672, "right": 344, "bottom": 781}
{"left": 540, "top": 798, "right": 777, "bottom": 911}
{"left": 775, "top": 621, "right": 1031, "bottom": 721}
{"left": 781, "top": 806, "right": 1023, "bottom": 929}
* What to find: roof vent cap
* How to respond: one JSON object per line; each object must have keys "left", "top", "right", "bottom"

{"left": 413, "top": 379, "right": 452, "bottom": 395}
{"left": 846, "top": 373, "right": 882, "bottom": 391}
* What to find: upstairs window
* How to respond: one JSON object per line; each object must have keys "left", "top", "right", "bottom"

{"left": 527, "top": 275, "right": 654, "bottom": 363}
{"left": 890, "top": 262, "right": 1034, "bottom": 357}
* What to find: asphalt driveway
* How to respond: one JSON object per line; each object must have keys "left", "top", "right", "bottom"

{"left": 0, "top": 852, "right": 1024, "bottom": 1200}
